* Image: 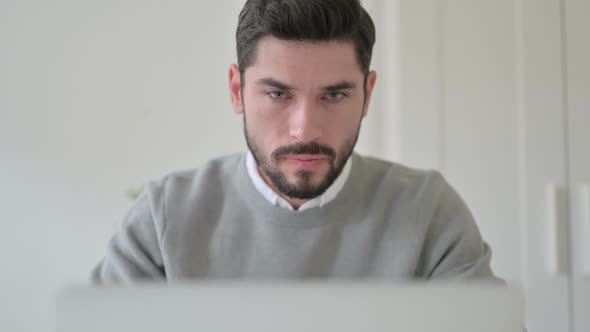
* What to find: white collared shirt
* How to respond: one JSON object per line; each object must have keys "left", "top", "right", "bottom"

{"left": 245, "top": 151, "right": 352, "bottom": 211}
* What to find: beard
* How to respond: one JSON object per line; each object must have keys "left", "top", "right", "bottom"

{"left": 243, "top": 116, "right": 361, "bottom": 200}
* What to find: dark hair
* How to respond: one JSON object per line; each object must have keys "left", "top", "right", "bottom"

{"left": 236, "top": 0, "right": 375, "bottom": 77}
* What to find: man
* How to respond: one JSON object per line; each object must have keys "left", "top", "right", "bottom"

{"left": 91, "top": 0, "right": 499, "bottom": 282}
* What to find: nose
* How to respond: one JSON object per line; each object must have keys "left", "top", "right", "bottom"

{"left": 289, "top": 99, "right": 322, "bottom": 143}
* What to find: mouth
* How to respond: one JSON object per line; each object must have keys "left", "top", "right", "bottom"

{"left": 282, "top": 154, "right": 329, "bottom": 170}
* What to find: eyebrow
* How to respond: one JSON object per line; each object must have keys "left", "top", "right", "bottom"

{"left": 255, "top": 78, "right": 357, "bottom": 91}
{"left": 321, "top": 81, "right": 357, "bottom": 91}
{"left": 256, "top": 78, "right": 295, "bottom": 90}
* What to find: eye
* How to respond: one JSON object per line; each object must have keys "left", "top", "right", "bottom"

{"left": 324, "top": 91, "right": 347, "bottom": 102}
{"left": 267, "top": 90, "right": 288, "bottom": 100}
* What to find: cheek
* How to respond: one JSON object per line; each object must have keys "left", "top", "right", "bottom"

{"left": 244, "top": 98, "right": 290, "bottom": 150}
{"left": 323, "top": 105, "right": 363, "bottom": 138}
{"left": 247, "top": 106, "right": 289, "bottom": 137}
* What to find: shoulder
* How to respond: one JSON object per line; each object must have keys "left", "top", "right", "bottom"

{"left": 140, "top": 153, "right": 245, "bottom": 211}
{"left": 353, "top": 154, "right": 465, "bottom": 226}
{"left": 148, "top": 152, "right": 244, "bottom": 192}
{"left": 354, "top": 154, "right": 447, "bottom": 200}
{"left": 163, "top": 153, "right": 244, "bottom": 184}
{"left": 361, "top": 155, "right": 477, "bottom": 237}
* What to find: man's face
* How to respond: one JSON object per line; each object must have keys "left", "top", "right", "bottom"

{"left": 229, "top": 36, "right": 376, "bottom": 200}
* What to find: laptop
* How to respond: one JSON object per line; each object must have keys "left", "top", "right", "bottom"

{"left": 56, "top": 282, "right": 524, "bottom": 332}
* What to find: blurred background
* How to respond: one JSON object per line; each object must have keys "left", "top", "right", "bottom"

{"left": 0, "top": 0, "right": 588, "bottom": 331}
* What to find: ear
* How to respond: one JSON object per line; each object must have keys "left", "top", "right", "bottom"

{"left": 361, "top": 70, "right": 377, "bottom": 118}
{"left": 229, "top": 64, "right": 243, "bottom": 114}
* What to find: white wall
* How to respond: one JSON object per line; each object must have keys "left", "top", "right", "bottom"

{"left": 1, "top": 1, "right": 241, "bottom": 331}
{"left": 398, "top": 1, "right": 588, "bottom": 331}
{"left": 398, "top": 0, "right": 534, "bottom": 284}
{"left": 0, "top": 1, "right": 396, "bottom": 331}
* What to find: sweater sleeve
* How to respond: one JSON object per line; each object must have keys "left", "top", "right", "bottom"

{"left": 420, "top": 172, "right": 503, "bottom": 282}
{"left": 90, "top": 179, "right": 167, "bottom": 283}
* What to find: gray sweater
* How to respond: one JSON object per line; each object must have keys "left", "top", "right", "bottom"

{"left": 91, "top": 153, "right": 499, "bottom": 282}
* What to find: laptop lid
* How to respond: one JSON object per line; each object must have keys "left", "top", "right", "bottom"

{"left": 56, "top": 282, "right": 524, "bottom": 332}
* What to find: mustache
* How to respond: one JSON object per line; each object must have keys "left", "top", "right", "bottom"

{"left": 271, "top": 142, "right": 336, "bottom": 161}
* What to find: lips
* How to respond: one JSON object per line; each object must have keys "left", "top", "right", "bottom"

{"left": 284, "top": 154, "right": 328, "bottom": 161}
{"left": 282, "top": 154, "right": 328, "bottom": 170}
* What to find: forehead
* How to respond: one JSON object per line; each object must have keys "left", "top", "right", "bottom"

{"left": 245, "top": 36, "right": 364, "bottom": 85}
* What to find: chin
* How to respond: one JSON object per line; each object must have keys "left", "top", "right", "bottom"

{"left": 289, "top": 168, "right": 325, "bottom": 180}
